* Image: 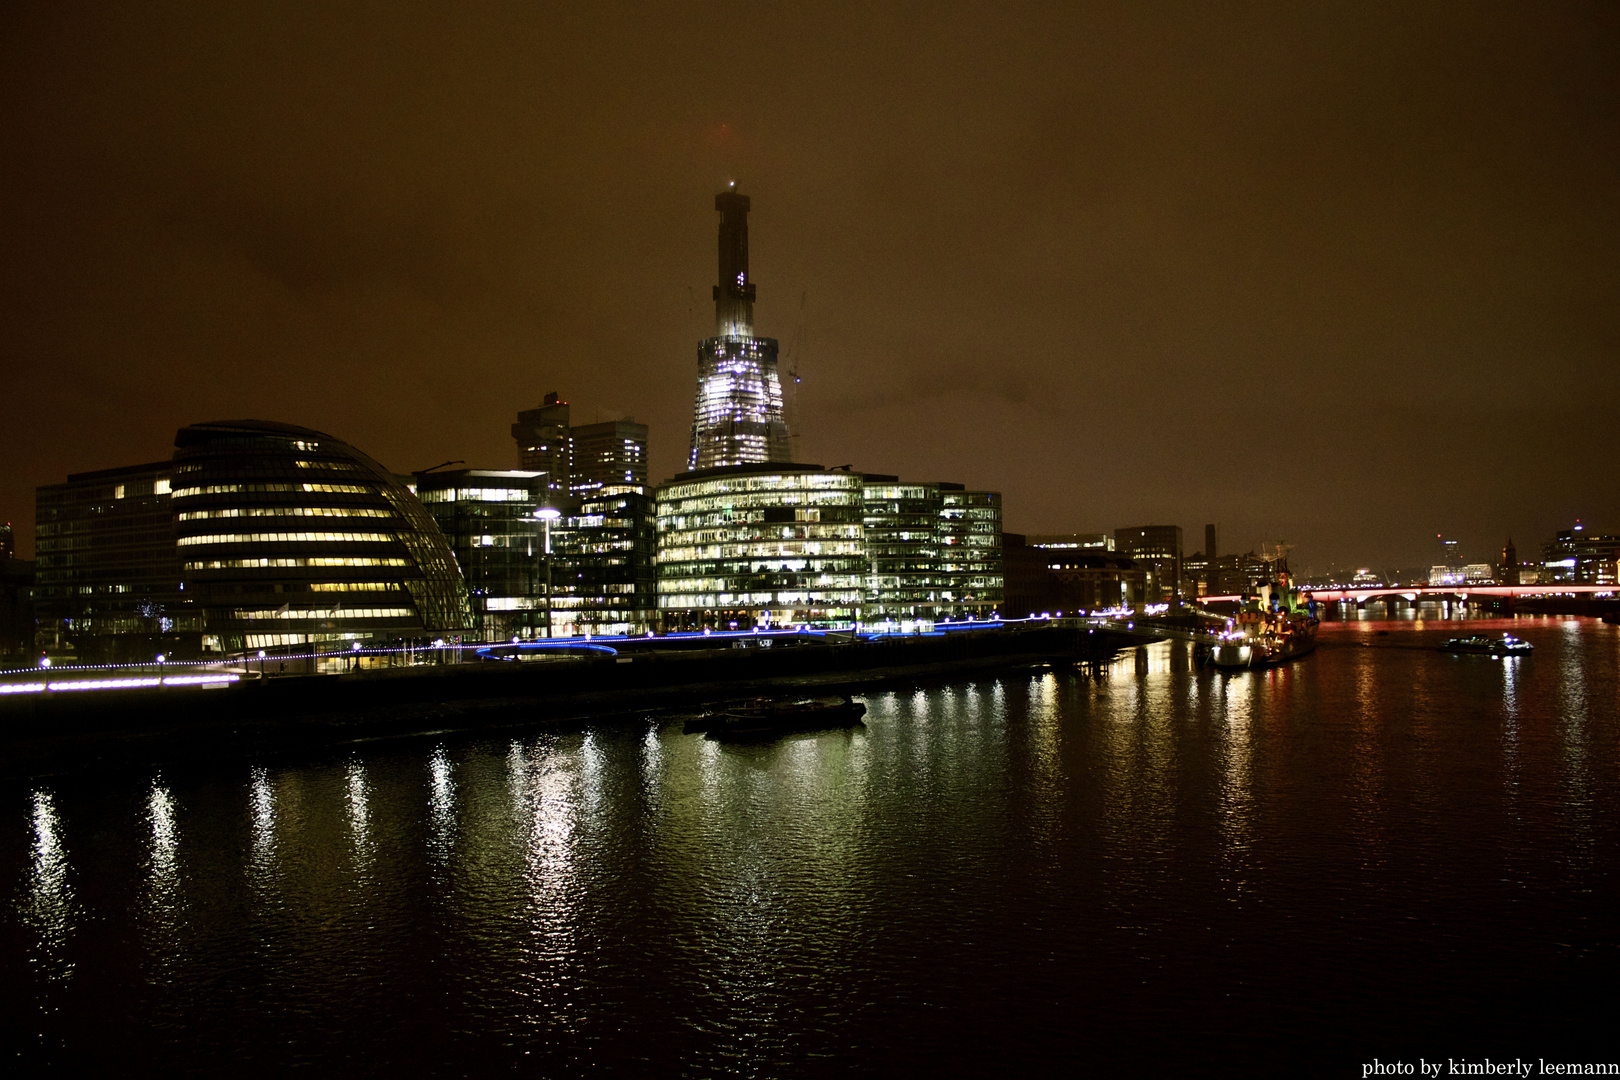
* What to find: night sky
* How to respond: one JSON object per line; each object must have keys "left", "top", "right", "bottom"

{"left": 3, "top": 2, "right": 1616, "bottom": 572}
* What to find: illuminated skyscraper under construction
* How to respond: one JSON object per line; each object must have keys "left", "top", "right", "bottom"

{"left": 688, "top": 188, "right": 791, "bottom": 470}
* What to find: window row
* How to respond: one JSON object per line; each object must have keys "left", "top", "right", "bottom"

{"left": 230, "top": 607, "right": 416, "bottom": 620}
{"left": 184, "top": 557, "right": 411, "bottom": 570}
{"left": 177, "top": 531, "right": 398, "bottom": 547}
{"left": 171, "top": 483, "right": 373, "bottom": 497}
{"left": 178, "top": 507, "right": 395, "bottom": 521}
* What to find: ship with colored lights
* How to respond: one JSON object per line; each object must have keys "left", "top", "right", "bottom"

{"left": 1204, "top": 546, "right": 1319, "bottom": 670}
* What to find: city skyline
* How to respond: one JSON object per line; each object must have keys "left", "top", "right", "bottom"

{"left": 2, "top": 3, "right": 1615, "bottom": 568}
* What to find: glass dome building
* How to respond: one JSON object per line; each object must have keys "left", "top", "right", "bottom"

{"left": 171, "top": 420, "right": 471, "bottom": 654}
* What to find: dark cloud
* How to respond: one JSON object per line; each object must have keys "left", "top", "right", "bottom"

{"left": 3, "top": 1, "right": 1616, "bottom": 569}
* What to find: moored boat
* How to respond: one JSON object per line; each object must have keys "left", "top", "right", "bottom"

{"left": 1204, "top": 549, "right": 1319, "bottom": 670}
{"left": 696, "top": 695, "right": 867, "bottom": 738}
{"left": 1207, "top": 612, "right": 1318, "bottom": 669}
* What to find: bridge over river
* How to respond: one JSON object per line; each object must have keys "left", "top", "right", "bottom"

{"left": 1065, "top": 583, "right": 1619, "bottom": 648}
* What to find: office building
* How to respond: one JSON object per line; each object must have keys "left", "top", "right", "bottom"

{"left": 511, "top": 393, "right": 573, "bottom": 494}
{"left": 414, "top": 468, "right": 552, "bottom": 641}
{"left": 512, "top": 393, "right": 650, "bottom": 497}
{"left": 688, "top": 190, "right": 791, "bottom": 470}
{"left": 1024, "top": 537, "right": 1146, "bottom": 613}
{"left": 571, "top": 419, "right": 649, "bottom": 493}
{"left": 552, "top": 485, "right": 658, "bottom": 636}
{"left": 655, "top": 463, "right": 1004, "bottom": 632}
{"left": 937, "top": 488, "right": 1003, "bottom": 621}
{"left": 34, "top": 462, "right": 202, "bottom": 662}
{"left": 172, "top": 420, "right": 471, "bottom": 654}
{"left": 1541, "top": 523, "right": 1620, "bottom": 585}
{"left": 1, "top": 527, "right": 36, "bottom": 664}
{"left": 1114, "top": 525, "right": 1183, "bottom": 604}
{"left": 861, "top": 478, "right": 945, "bottom": 628}
{"left": 861, "top": 479, "right": 1004, "bottom": 628}
{"left": 656, "top": 464, "right": 865, "bottom": 630}
{"left": 1210, "top": 551, "right": 1271, "bottom": 596}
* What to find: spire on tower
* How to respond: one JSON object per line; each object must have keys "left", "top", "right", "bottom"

{"left": 688, "top": 188, "right": 791, "bottom": 470}
{"left": 713, "top": 191, "right": 755, "bottom": 338}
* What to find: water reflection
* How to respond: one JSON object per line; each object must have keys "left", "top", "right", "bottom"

{"left": 247, "top": 765, "right": 277, "bottom": 893}
{"left": 508, "top": 737, "right": 583, "bottom": 964}
{"left": 1345, "top": 641, "right": 1390, "bottom": 868}
{"left": 146, "top": 778, "right": 181, "bottom": 906}
{"left": 1214, "top": 668, "right": 1257, "bottom": 861}
{"left": 346, "top": 761, "right": 374, "bottom": 871}
{"left": 1501, "top": 657, "right": 1522, "bottom": 804}
{"left": 22, "top": 789, "right": 74, "bottom": 985}
{"left": 1556, "top": 621, "right": 1594, "bottom": 871}
{"left": 1023, "top": 673, "right": 1066, "bottom": 857}
{"left": 7, "top": 623, "right": 1620, "bottom": 1072}
{"left": 428, "top": 746, "right": 455, "bottom": 867}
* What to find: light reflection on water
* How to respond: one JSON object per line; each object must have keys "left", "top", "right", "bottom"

{"left": 22, "top": 790, "right": 73, "bottom": 987}
{"left": 5, "top": 619, "right": 1620, "bottom": 1073}
{"left": 1216, "top": 663, "right": 1256, "bottom": 861}
{"left": 345, "top": 761, "right": 373, "bottom": 871}
{"left": 428, "top": 746, "right": 454, "bottom": 866}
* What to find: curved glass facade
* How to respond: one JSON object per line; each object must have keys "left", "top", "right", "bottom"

{"left": 656, "top": 464, "right": 864, "bottom": 630}
{"left": 172, "top": 421, "right": 471, "bottom": 653}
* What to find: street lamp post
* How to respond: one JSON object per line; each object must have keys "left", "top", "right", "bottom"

{"left": 535, "top": 507, "right": 561, "bottom": 639}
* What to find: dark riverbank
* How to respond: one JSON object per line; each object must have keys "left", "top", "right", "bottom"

{"left": 0, "top": 624, "right": 1131, "bottom": 777}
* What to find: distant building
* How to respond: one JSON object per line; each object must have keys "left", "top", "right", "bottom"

{"left": 1210, "top": 551, "right": 1270, "bottom": 596}
{"left": 688, "top": 190, "right": 791, "bottom": 470}
{"left": 1114, "top": 525, "right": 1183, "bottom": 604}
{"left": 1000, "top": 534, "right": 1053, "bottom": 618}
{"left": 1186, "top": 524, "right": 1217, "bottom": 597}
{"left": 1436, "top": 534, "right": 1463, "bottom": 568}
{"left": 34, "top": 461, "right": 201, "bottom": 662}
{"left": 511, "top": 393, "right": 573, "bottom": 494}
{"left": 1499, "top": 539, "right": 1519, "bottom": 586}
{"left": 511, "top": 393, "right": 650, "bottom": 497}
{"left": 0, "top": 522, "right": 13, "bottom": 560}
{"left": 571, "top": 419, "right": 649, "bottom": 494}
{"left": 1025, "top": 538, "right": 1145, "bottom": 613}
{"left": 1025, "top": 533, "right": 1112, "bottom": 553}
{"left": 1541, "top": 523, "right": 1620, "bottom": 585}
{"left": 1, "top": 546, "right": 34, "bottom": 664}
{"left": 1431, "top": 563, "right": 1497, "bottom": 586}
{"left": 1182, "top": 552, "right": 1210, "bottom": 597}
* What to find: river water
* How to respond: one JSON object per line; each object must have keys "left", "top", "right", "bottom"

{"left": 5, "top": 616, "right": 1619, "bottom": 1076}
